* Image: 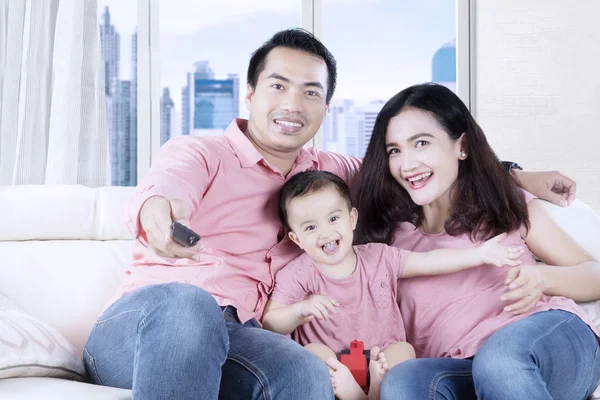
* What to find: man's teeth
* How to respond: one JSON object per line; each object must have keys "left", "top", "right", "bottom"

{"left": 322, "top": 240, "right": 337, "bottom": 249}
{"left": 275, "top": 119, "right": 302, "bottom": 128}
{"left": 408, "top": 172, "right": 432, "bottom": 182}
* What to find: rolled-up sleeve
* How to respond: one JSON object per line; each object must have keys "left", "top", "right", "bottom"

{"left": 124, "top": 136, "right": 214, "bottom": 241}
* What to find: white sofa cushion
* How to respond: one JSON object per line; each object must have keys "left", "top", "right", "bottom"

{"left": 538, "top": 200, "right": 600, "bottom": 261}
{"left": 0, "top": 377, "right": 131, "bottom": 399}
{"left": 0, "top": 240, "right": 132, "bottom": 353}
{"left": 0, "top": 293, "right": 85, "bottom": 380}
{"left": 0, "top": 185, "right": 135, "bottom": 241}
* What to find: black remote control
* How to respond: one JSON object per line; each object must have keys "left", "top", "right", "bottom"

{"left": 171, "top": 222, "right": 201, "bottom": 247}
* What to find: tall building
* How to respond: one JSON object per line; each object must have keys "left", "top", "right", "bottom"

{"left": 323, "top": 100, "right": 384, "bottom": 158}
{"left": 99, "top": 6, "right": 136, "bottom": 186}
{"left": 160, "top": 87, "right": 175, "bottom": 146}
{"left": 432, "top": 39, "right": 457, "bottom": 92}
{"left": 109, "top": 80, "right": 132, "bottom": 186}
{"left": 181, "top": 61, "right": 239, "bottom": 136}
{"left": 129, "top": 31, "right": 138, "bottom": 186}
{"left": 99, "top": 6, "right": 119, "bottom": 96}
{"left": 323, "top": 99, "right": 354, "bottom": 153}
{"left": 361, "top": 101, "right": 384, "bottom": 153}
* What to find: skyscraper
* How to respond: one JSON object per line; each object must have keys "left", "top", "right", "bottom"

{"left": 323, "top": 99, "right": 354, "bottom": 153}
{"left": 129, "top": 31, "right": 138, "bottom": 186}
{"left": 99, "top": 6, "right": 119, "bottom": 96}
{"left": 432, "top": 39, "right": 457, "bottom": 92}
{"left": 160, "top": 88, "right": 174, "bottom": 146}
{"left": 323, "top": 100, "right": 384, "bottom": 158}
{"left": 181, "top": 61, "right": 239, "bottom": 136}
{"left": 99, "top": 6, "right": 137, "bottom": 186}
{"left": 109, "top": 79, "right": 132, "bottom": 186}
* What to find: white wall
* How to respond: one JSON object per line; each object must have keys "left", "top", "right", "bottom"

{"left": 473, "top": 0, "right": 600, "bottom": 213}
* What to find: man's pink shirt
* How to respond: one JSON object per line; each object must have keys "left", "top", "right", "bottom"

{"left": 271, "top": 243, "right": 410, "bottom": 354}
{"left": 117, "top": 119, "right": 360, "bottom": 323}
{"left": 393, "top": 191, "right": 599, "bottom": 359}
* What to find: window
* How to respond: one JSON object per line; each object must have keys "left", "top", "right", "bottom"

{"left": 98, "top": 0, "right": 139, "bottom": 186}
{"left": 157, "top": 0, "right": 303, "bottom": 145}
{"left": 320, "top": 0, "right": 457, "bottom": 158}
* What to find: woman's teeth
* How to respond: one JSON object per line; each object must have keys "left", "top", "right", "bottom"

{"left": 408, "top": 172, "right": 432, "bottom": 183}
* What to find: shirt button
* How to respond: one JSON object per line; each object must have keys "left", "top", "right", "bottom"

{"left": 381, "top": 281, "right": 388, "bottom": 288}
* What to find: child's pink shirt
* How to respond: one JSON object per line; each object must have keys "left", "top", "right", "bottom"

{"left": 393, "top": 191, "right": 598, "bottom": 359}
{"left": 271, "top": 243, "right": 410, "bottom": 354}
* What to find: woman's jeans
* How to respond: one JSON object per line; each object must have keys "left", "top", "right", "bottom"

{"left": 380, "top": 310, "right": 600, "bottom": 400}
{"left": 83, "top": 283, "right": 333, "bottom": 399}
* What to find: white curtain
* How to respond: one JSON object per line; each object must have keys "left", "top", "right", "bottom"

{"left": 0, "top": 0, "right": 108, "bottom": 186}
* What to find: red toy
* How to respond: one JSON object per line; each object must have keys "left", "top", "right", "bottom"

{"left": 340, "top": 340, "right": 368, "bottom": 390}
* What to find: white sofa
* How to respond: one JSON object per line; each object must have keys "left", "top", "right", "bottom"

{"left": 0, "top": 185, "right": 599, "bottom": 399}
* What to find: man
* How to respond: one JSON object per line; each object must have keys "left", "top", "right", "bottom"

{"left": 84, "top": 29, "right": 576, "bottom": 399}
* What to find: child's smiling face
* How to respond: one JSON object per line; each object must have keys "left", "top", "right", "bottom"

{"left": 286, "top": 186, "right": 358, "bottom": 267}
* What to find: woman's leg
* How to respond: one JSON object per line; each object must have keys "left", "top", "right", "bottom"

{"left": 472, "top": 309, "right": 600, "bottom": 400}
{"left": 379, "top": 358, "right": 476, "bottom": 400}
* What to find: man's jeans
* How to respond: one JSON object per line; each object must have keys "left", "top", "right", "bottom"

{"left": 83, "top": 283, "right": 333, "bottom": 399}
{"left": 380, "top": 310, "right": 600, "bottom": 400}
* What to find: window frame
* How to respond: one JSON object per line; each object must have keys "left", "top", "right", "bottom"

{"left": 139, "top": 0, "right": 473, "bottom": 168}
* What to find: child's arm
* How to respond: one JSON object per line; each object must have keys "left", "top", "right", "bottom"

{"left": 262, "top": 295, "right": 339, "bottom": 335}
{"left": 402, "top": 233, "right": 525, "bottom": 278}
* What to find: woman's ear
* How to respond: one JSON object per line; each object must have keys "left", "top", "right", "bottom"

{"left": 350, "top": 207, "right": 359, "bottom": 230}
{"left": 288, "top": 231, "right": 303, "bottom": 249}
{"left": 457, "top": 133, "right": 467, "bottom": 159}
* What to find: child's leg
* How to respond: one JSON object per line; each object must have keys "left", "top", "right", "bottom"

{"left": 368, "top": 343, "right": 415, "bottom": 400}
{"left": 305, "top": 343, "right": 337, "bottom": 363}
{"left": 382, "top": 341, "right": 416, "bottom": 369}
{"left": 304, "top": 343, "right": 367, "bottom": 400}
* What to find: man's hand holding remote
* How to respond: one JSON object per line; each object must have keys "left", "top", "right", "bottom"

{"left": 139, "top": 196, "right": 202, "bottom": 260}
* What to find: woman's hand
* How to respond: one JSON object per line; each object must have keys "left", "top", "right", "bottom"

{"left": 501, "top": 265, "right": 545, "bottom": 314}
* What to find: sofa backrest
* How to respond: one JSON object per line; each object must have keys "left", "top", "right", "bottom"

{"left": 0, "top": 185, "right": 136, "bottom": 352}
{"left": 1, "top": 185, "right": 599, "bottom": 354}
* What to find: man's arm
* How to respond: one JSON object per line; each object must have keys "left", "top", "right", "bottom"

{"left": 126, "top": 137, "right": 213, "bottom": 258}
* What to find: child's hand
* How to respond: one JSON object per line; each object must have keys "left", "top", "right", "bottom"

{"left": 478, "top": 233, "right": 525, "bottom": 267}
{"left": 298, "top": 294, "right": 339, "bottom": 323}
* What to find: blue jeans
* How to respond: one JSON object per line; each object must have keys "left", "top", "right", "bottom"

{"left": 83, "top": 283, "right": 333, "bottom": 399}
{"left": 380, "top": 310, "right": 600, "bottom": 400}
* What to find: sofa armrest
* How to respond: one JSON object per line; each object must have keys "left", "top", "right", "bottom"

{"left": 537, "top": 199, "right": 600, "bottom": 261}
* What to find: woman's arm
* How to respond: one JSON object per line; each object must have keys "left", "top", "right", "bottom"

{"left": 524, "top": 199, "right": 600, "bottom": 301}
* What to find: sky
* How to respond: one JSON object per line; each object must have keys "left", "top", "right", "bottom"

{"left": 98, "top": 0, "right": 456, "bottom": 124}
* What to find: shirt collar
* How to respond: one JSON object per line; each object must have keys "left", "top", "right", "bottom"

{"left": 224, "top": 118, "right": 319, "bottom": 169}
{"left": 224, "top": 119, "right": 263, "bottom": 168}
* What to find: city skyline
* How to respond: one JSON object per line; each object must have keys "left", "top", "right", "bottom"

{"left": 98, "top": 1, "right": 456, "bottom": 181}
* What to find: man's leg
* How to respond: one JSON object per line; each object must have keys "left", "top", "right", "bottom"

{"left": 472, "top": 310, "right": 600, "bottom": 400}
{"left": 219, "top": 316, "right": 334, "bottom": 400}
{"left": 379, "top": 358, "right": 476, "bottom": 400}
{"left": 84, "top": 283, "right": 228, "bottom": 399}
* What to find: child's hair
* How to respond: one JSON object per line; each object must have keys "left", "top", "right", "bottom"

{"left": 278, "top": 171, "right": 352, "bottom": 231}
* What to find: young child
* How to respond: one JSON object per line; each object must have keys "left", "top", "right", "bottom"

{"left": 262, "top": 170, "right": 524, "bottom": 400}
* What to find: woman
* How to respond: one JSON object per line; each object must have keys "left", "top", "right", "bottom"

{"left": 354, "top": 83, "right": 600, "bottom": 400}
